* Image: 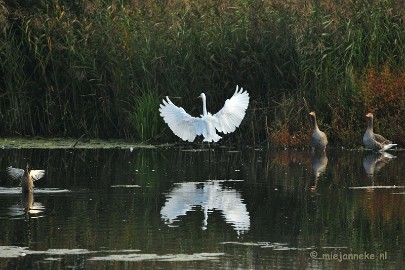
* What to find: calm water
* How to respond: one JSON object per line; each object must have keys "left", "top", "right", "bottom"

{"left": 0, "top": 147, "right": 404, "bottom": 269}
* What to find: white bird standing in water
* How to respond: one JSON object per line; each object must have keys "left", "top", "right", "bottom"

{"left": 7, "top": 164, "right": 46, "bottom": 194}
{"left": 159, "top": 85, "right": 249, "bottom": 142}
{"left": 363, "top": 112, "right": 397, "bottom": 152}
{"left": 309, "top": 111, "right": 328, "bottom": 151}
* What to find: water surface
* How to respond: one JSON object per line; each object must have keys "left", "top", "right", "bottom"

{"left": 0, "top": 147, "right": 404, "bottom": 269}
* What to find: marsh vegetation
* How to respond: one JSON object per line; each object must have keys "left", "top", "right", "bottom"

{"left": 0, "top": 0, "right": 404, "bottom": 146}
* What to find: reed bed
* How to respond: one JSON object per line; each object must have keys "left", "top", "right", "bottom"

{"left": 0, "top": 0, "right": 404, "bottom": 146}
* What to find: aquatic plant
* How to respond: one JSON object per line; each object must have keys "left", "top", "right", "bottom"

{"left": 130, "top": 91, "right": 162, "bottom": 142}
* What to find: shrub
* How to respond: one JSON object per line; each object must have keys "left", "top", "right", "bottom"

{"left": 360, "top": 65, "right": 405, "bottom": 145}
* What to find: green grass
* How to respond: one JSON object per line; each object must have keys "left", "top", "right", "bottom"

{"left": 129, "top": 90, "right": 162, "bottom": 142}
{"left": 0, "top": 0, "right": 404, "bottom": 146}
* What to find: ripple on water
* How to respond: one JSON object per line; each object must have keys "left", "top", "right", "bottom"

{"left": 0, "top": 187, "right": 71, "bottom": 195}
{"left": 0, "top": 246, "right": 224, "bottom": 262}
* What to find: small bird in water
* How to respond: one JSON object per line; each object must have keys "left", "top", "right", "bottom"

{"left": 363, "top": 113, "right": 397, "bottom": 152}
{"left": 159, "top": 85, "right": 250, "bottom": 142}
{"left": 309, "top": 111, "right": 328, "bottom": 151}
{"left": 6, "top": 164, "right": 46, "bottom": 193}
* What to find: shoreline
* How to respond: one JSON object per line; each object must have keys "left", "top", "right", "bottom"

{"left": 0, "top": 137, "right": 402, "bottom": 151}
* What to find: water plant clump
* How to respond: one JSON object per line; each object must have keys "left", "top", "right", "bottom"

{"left": 0, "top": 0, "right": 404, "bottom": 147}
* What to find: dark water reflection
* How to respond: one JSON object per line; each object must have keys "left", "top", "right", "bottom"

{"left": 0, "top": 147, "right": 404, "bottom": 269}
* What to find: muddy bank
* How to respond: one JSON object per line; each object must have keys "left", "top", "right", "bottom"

{"left": 0, "top": 137, "right": 162, "bottom": 149}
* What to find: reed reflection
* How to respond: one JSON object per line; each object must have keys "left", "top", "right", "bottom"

{"left": 161, "top": 180, "right": 250, "bottom": 234}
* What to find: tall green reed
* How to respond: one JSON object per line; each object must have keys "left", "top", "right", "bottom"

{"left": 129, "top": 90, "right": 162, "bottom": 142}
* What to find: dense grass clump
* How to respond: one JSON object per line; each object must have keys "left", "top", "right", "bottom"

{"left": 0, "top": 0, "right": 404, "bottom": 146}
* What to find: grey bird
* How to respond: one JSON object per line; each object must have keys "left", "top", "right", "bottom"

{"left": 6, "top": 164, "right": 46, "bottom": 193}
{"left": 363, "top": 113, "right": 396, "bottom": 152}
{"left": 309, "top": 111, "right": 328, "bottom": 151}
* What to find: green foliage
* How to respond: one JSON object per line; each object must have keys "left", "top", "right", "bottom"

{"left": 130, "top": 91, "right": 162, "bottom": 142}
{"left": 0, "top": 0, "right": 404, "bottom": 146}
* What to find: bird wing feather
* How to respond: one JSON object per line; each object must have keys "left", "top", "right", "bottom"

{"left": 374, "top": 133, "right": 391, "bottom": 144}
{"left": 159, "top": 96, "right": 204, "bottom": 142}
{"left": 213, "top": 85, "right": 250, "bottom": 134}
{"left": 6, "top": 166, "right": 24, "bottom": 181}
{"left": 30, "top": 170, "right": 46, "bottom": 181}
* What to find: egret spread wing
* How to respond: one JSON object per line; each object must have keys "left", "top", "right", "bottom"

{"left": 30, "top": 170, "right": 46, "bottom": 181}
{"left": 6, "top": 166, "right": 24, "bottom": 181}
{"left": 159, "top": 96, "right": 204, "bottom": 142}
{"left": 213, "top": 85, "right": 250, "bottom": 134}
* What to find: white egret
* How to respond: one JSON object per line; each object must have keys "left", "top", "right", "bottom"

{"left": 159, "top": 85, "right": 249, "bottom": 142}
{"left": 7, "top": 164, "right": 46, "bottom": 194}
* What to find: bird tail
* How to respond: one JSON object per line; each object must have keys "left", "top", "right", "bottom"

{"left": 382, "top": 152, "right": 396, "bottom": 159}
{"left": 382, "top": 144, "right": 397, "bottom": 151}
{"left": 203, "top": 134, "right": 222, "bottom": 142}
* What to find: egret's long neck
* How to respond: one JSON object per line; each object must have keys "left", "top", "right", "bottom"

{"left": 202, "top": 95, "right": 208, "bottom": 116}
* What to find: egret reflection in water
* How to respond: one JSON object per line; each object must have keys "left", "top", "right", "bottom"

{"left": 8, "top": 192, "right": 45, "bottom": 218}
{"left": 161, "top": 180, "right": 250, "bottom": 234}
{"left": 0, "top": 187, "right": 70, "bottom": 218}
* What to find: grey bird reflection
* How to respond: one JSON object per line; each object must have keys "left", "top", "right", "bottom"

{"left": 161, "top": 180, "right": 250, "bottom": 234}
{"left": 310, "top": 150, "right": 328, "bottom": 191}
{"left": 363, "top": 152, "right": 396, "bottom": 184}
